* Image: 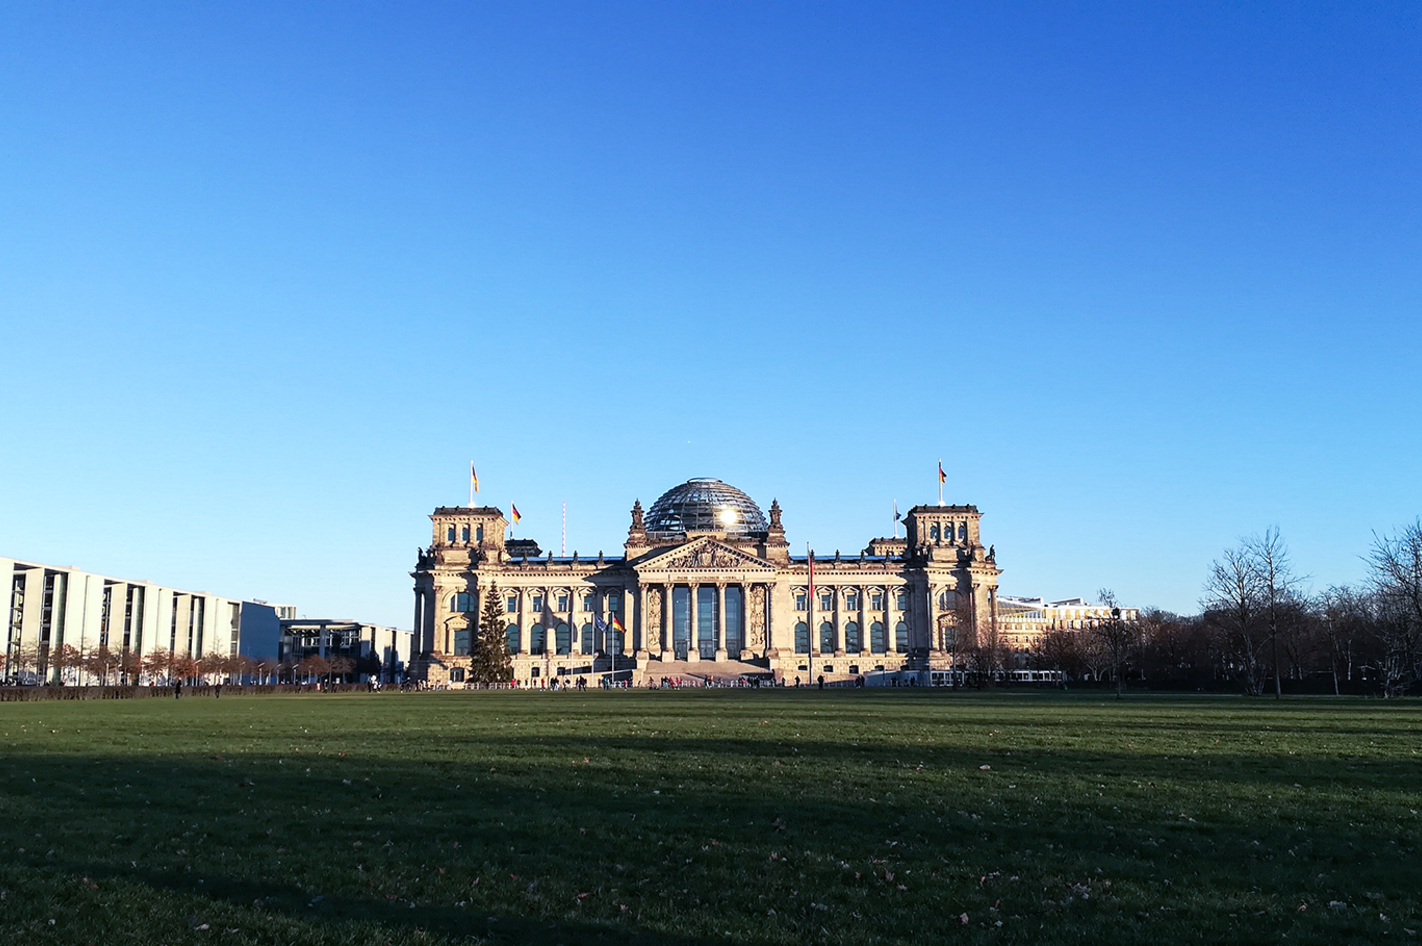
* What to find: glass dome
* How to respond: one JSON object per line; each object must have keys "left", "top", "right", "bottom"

{"left": 645, "top": 478, "right": 768, "bottom": 536}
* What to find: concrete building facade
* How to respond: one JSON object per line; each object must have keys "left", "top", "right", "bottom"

{"left": 409, "top": 477, "right": 1001, "bottom": 686}
{"left": 279, "top": 619, "right": 411, "bottom": 683}
{"left": 2, "top": 556, "right": 291, "bottom": 684}
{"left": 996, "top": 596, "right": 1142, "bottom": 652}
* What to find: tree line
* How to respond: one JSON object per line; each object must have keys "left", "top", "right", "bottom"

{"left": 968, "top": 519, "right": 1422, "bottom": 697}
{"left": 1, "top": 646, "right": 385, "bottom": 687}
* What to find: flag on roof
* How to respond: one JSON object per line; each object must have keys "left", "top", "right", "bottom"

{"left": 470, "top": 462, "right": 479, "bottom": 493}
{"left": 510, "top": 504, "right": 521, "bottom": 524}
{"left": 938, "top": 460, "right": 946, "bottom": 485}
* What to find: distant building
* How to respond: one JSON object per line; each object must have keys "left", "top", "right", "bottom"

{"left": 2, "top": 556, "right": 291, "bottom": 684}
{"left": 410, "top": 476, "right": 1002, "bottom": 686}
{"left": 278, "top": 619, "right": 411, "bottom": 683}
{"left": 996, "top": 596, "right": 1140, "bottom": 651}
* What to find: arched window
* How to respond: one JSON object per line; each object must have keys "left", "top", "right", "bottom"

{"left": 530, "top": 624, "right": 546, "bottom": 655}
{"left": 451, "top": 592, "right": 476, "bottom": 613}
{"left": 476, "top": 525, "right": 484, "bottom": 542}
{"left": 895, "top": 621, "right": 909, "bottom": 652}
{"left": 939, "top": 590, "right": 953, "bottom": 609}
{"left": 505, "top": 623, "right": 520, "bottom": 654}
{"left": 870, "top": 621, "right": 886, "bottom": 653}
{"left": 460, "top": 526, "right": 470, "bottom": 542}
{"left": 794, "top": 621, "right": 810, "bottom": 654}
{"left": 446, "top": 526, "right": 456, "bottom": 542}
{"left": 958, "top": 523, "right": 967, "bottom": 540}
{"left": 555, "top": 623, "right": 571, "bottom": 654}
{"left": 845, "top": 621, "right": 861, "bottom": 653}
{"left": 580, "top": 623, "right": 593, "bottom": 653}
{"left": 930, "top": 524, "right": 939, "bottom": 540}
{"left": 819, "top": 621, "right": 834, "bottom": 653}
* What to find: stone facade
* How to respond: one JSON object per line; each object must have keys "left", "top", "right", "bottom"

{"left": 409, "top": 479, "right": 1001, "bottom": 686}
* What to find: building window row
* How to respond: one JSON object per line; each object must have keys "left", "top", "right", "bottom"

{"left": 794, "top": 588, "right": 909, "bottom": 611}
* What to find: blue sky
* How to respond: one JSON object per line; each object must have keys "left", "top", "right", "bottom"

{"left": 2, "top": 2, "right": 1418, "bottom": 626}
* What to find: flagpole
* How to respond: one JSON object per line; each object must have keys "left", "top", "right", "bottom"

{"left": 806, "top": 543, "right": 814, "bottom": 679}
{"left": 893, "top": 500, "right": 899, "bottom": 538}
{"left": 561, "top": 500, "right": 567, "bottom": 556}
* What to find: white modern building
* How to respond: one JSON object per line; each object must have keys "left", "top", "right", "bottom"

{"left": 996, "top": 595, "right": 1141, "bottom": 651}
{"left": 278, "top": 619, "right": 411, "bottom": 683}
{"left": 3, "top": 556, "right": 291, "bottom": 684}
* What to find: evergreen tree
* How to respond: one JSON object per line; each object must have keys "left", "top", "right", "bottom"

{"left": 470, "top": 582, "right": 514, "bottom": 684}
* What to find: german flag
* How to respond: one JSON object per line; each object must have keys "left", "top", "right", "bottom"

{"left": 938, "top": 460, "right": 946, "bottom": 485}
{"left": 510, "top": 504, "right": 521, "bottom": 525}
{"left": 470, "top": 462, "right": 479, "bottom": 493}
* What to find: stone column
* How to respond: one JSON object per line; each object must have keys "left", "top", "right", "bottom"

{"left": 715, "top": 582, "right": 728, "bottom": 661}
{"left": 631, "top": 584, "right": 647, "bottom": 659}
{"left": 412, "top": 588, "right": 424, "bottom": 655}
{"left": 687, "top": 582, "right": 699, "bottom": 662}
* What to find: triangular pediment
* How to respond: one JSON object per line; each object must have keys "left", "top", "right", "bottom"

{"left": 635, "top": 537, "right": 776, "bottom": 575}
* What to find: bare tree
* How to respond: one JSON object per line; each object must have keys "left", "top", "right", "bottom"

{"left": 48, "top": 644, "right": 83, "bottom": 685}
{"left": 1203, "top": 543, "right": 1268, "bottom": 695}
{"left": 296, "top": 654, "right": 330, "bottom": 684}
{"left": 172, "top": 654, "right": 199, "bottom": 684}
{"left": 141, "top": 649, "right": 172, "bottom": 685}
{"left": 1369, "top": 519, "right": 1422, "bottom": 697}
{"left": 1092, "top": 590, "right": 1139, "bottom": 699}
{"left": 1317, "top": 586, "right": 1374, "bottom": 694}
{"left": 1244, "top": 528, "right": 1305, "bottom": 697}
{"left": 328, "top": 655, "right": 356, "bottom": 684}
{"left": 1032, "top": 627, "right": 1085, "bottom": 681}
{"left": 85, "top": 645, "right": 122, "bottom": 686}
{"left": 197, "top": 653, "right": 225, "bottom": 684}
{"left": 119, "top": 649, "right": 143, "bottom": 685}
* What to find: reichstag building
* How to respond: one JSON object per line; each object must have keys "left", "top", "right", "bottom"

{"left": 410, "top": 478, "right": 1000, "bottom": 686}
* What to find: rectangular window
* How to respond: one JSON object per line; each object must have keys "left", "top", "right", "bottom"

{"left": 606, "top": 594, "right": 620, "bottom": 612}
{"left": 557, "top": 594, "right": 570, "bottom": 612}
{"left": 871, "top": 593, "right": 883, "bottom": 610}
{"left": 895, "top": 592, "right": 908, "bottom": 610}
{"left": 583, "top": 596, "right": 596, "bottom": 612}
{"left": 453, "top": 628, "right": 471, "bottom": 656}
{"left": 846, "top": 593, "right": 860, "bottom": 610}
{"left": 449, "top": 667, "right": 465, "bottom": 682}
{"left": 532, "top": 595, "right": 544, "bottom": 612}
{"left": 506, "top": 595, "right": 518, "bottom": 612}
{"left": 820, "top": 592, "right": 833, "bottom": 611}
{"left": 795, "top": 593, "right": 807, "bottom": 611}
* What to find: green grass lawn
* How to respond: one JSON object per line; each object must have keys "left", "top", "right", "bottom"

{"left": 1, "top": 690, "right": 1418, "bottom": 945}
